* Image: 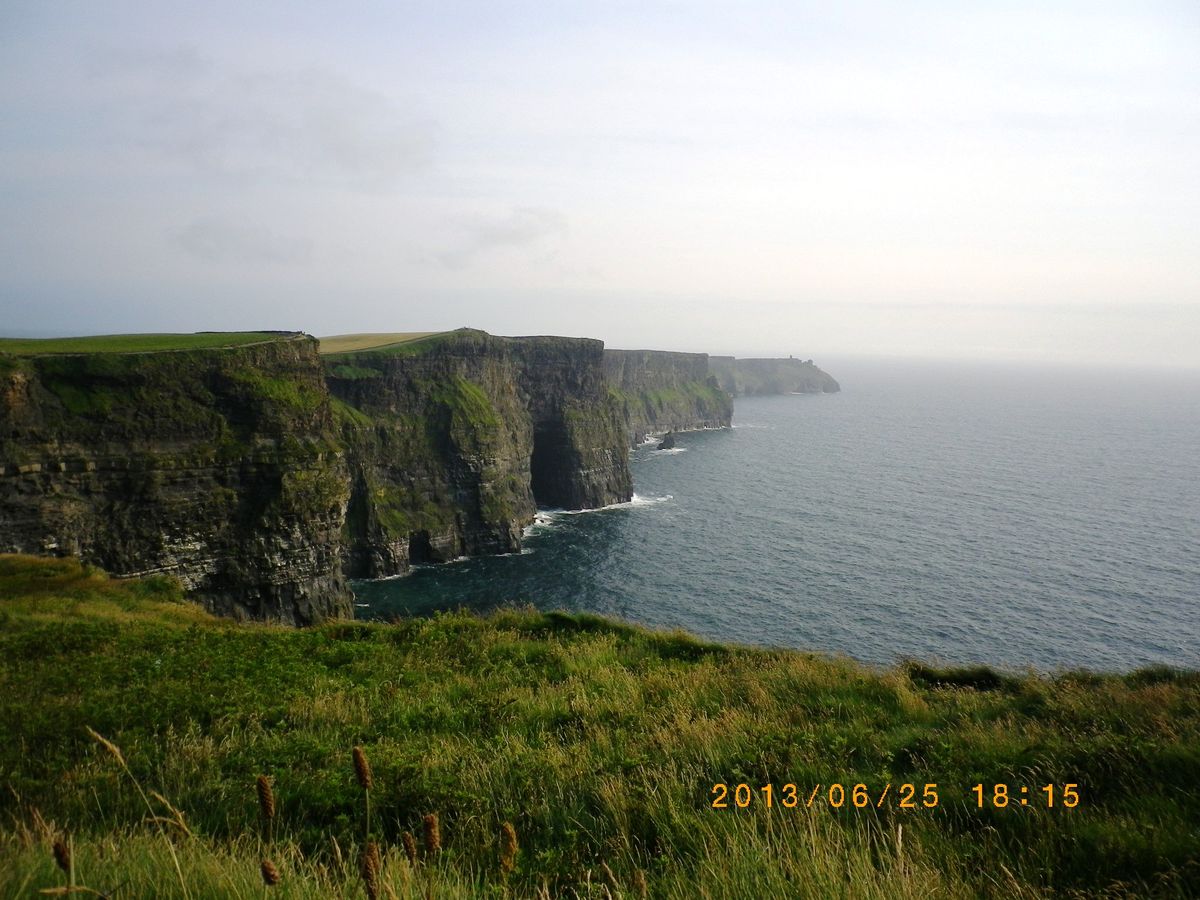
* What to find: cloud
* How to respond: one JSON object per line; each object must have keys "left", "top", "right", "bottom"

{"left": 435, "top": 207, "right": 569, "bottom": 269}
{"left": 173, "top": 218, "right": 313, "bottom": 265}
{"left": 90, "top": 52, "right": 434, "bottom": 190}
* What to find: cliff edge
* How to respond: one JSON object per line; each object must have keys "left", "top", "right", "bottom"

{"left": 325, "top": 329, "right": 632, "bottom": 578}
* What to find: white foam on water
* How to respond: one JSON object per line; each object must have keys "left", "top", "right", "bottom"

{"left": 651, "top": 447, "right": 687, "bottom": 455}
{"left": 556, "top": 492, "right": 673, "bottom": 514}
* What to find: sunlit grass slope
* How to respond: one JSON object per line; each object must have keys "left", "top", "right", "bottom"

{"left": 1, "top": 554, "right": 1197, "bottom": 898}
{"left": 318, "top": 332, "right": 446, "bottom": 355}
{"left": 0, "top": 332, "right": 298, "bottom": 355}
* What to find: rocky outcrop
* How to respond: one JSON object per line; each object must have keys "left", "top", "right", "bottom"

{"left": 0, "top": 336, "right": 353, "bottom": 624}
{"left": 708, "top": 356, "right": 840, "bottom": 396}
{"left": 603, "top": 349, "right": 733, "bottom": 446}
{"left": 326, "top": 329, "right": 632, "bottom": 579}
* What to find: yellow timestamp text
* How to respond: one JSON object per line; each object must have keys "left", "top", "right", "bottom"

{"left": 972, "top": 783, "right": 1080, "bottom": 808}
{"left": 711, "top": 782, "right": 941, "bottom": 810}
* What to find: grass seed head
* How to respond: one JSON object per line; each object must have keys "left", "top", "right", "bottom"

{"left": 256, "top": 775, "right": 276, "bottom": 820}
{"left": 352, "top": 746, "right": 373, "bottom": 791}
{"left": 500, "top": 821, "right": 518, "bottom": 873}
{"left": 260, "top": 858, "right": 280, "bottom": 887}
{"left": 402, "top": 830, "right": 418, "bottom": 865}
{"left": 423, "top": 813, "right": 441, "bottom": 856}
{"left": 52, "top": 837, "right": 71, "bottom": 874}
{"left": 85, "top": 726, "right": 126, "bottom": 767}
{"left": 360, "top": 841, "right": 382, "bottom": 900}
{"left": 633, "top": 868, "right": 648, "bottom": 899}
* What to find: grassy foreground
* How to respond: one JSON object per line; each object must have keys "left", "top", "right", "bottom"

{"left": 0, "top": 556, "right": 1197, "bottom": 898}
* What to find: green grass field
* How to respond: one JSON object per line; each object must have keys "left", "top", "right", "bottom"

{"left": 1, "top": 554, "right": 1196, "bottom": 898}
{"left": 318, "top": 333, "right": 446, "bottom": 355}
{"left": 0, "top": 332, "right": 299, "bottom": 356}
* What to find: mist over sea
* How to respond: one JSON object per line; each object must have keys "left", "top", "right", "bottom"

{"left": 356, "top": 358, "right": 1200, "bottom": 671}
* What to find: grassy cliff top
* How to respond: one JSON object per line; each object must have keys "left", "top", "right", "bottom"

{"left": 0, "top": 332, "right": 303, "bottom": 356}
{"left": 1, "top": 554, "right": 1197, "bottom": 898}
{"left": 318, "top": 331, "right": 447, "bottom": 355}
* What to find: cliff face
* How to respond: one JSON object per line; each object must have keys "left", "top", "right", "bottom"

{"left": 1, "top": 327, "right": 838, "bottom": 623}
{"left": 708, "top": 356, "right": 840, "bottom": 396}
{"left": 0, "top": 336, "right": 353, "bottom": 624}
{"left": 326, "top": 330, "right": 631, "bottom": 578}
{"left": 604, "top": 349, "right": 733, "bottom": 445}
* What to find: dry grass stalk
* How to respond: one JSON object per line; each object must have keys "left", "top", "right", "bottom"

{"left": 260, "top": 859, "right": 280, "bottom": 887}
{"left": 600, "top": 861, "right": 620, "bottom": 894}
{"left": 84, "top": 726, "right": 190, "bottom": 899}
{"left": 360, "top": 841, "right": 382, "bottom": 900}
{"left": 84, "top": 726, "right": 125, "bottom": 767}
{"left": 401, "top": 831, "right": 418, "bottom": 865}
{"left": 422, "top": 813, "right": 441, "bottom": 857}
{"left": 632, "top": 867, "right": 649, "bottom": 898}
{"left": 352, "top": 746, "right": 373, "bottom": 843}
{"left": 150, "top": 791, "right": 193, "bottom": 839}
{"left": 499, "top": 822, "right": 518, "bottom": 873}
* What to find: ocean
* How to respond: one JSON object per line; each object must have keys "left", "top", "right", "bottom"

{"left": 354, "top": 358, "right": 1200, "bottom": 672}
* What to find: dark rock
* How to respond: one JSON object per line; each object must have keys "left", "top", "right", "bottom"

{"left": 0, "top": 335, "right": 353, "bottom": 625}
{"left": 326, "top": 329, "right": 633, "bottom": 579}
{"left": 657, "top": 432, "right": 676, "bottom": 450}
{"left": 604, "top": 349, "right": 732, "bottom": 445}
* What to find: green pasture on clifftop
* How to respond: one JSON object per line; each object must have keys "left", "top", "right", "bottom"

{"left": 0, "top": 332, "right": 300, "bottom": 356}
{"left": 0, "top": 554, "right": 1197, "bottom": 898}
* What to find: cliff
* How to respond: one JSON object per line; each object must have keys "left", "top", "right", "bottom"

{"left": 708, "top": 355, "right": 840, "bottom": 395}
{"left": 0, "top": 334, "right": 352, "bottom": 624}
{"left": 325, "top": 329, "right": 632, "bottom": 578}
{"left": 603, "top": 349, "right": 733, "bottom": 445}
{"left": 1, "top": 327, "right": 837, "bottom": 623}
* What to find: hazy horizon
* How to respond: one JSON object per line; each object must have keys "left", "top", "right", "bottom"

{"left": 2, "top": 2, "right": 1198, "bottom": 370}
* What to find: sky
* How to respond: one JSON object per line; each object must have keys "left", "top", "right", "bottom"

{"left": 1, "top": 1, "right": 1198, "bottom": 368}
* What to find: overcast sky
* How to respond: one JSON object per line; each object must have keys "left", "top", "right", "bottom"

{"left": 1, "top": 1, "right": 1198, "bottom": 368}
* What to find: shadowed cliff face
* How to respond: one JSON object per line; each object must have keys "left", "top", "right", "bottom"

{"left": 0, "top": 337, "right": 353, "bottom": 625}
{"left": 604, "top": 349, "right": 733, "bottom": 446}
{"left": 326, "top": 330, "right": 632, "bottom": 578}
{"left": 513, "top": 338, "right": 633, "bottom": 509}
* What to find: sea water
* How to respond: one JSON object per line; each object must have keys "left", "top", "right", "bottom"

{"left": 355, "top": 358, "right": 1200, "bottom": 671}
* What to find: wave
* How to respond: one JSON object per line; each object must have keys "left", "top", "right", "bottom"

{"left": 532, "top": 493, "right": 673, "bottom": 527}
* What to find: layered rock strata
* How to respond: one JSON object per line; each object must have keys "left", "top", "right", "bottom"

{"left": 603, "top": 349, "right": 733, "bottom": 446}
{"left": 0, "top": 335, "right": 352, "bottom": 624}
{"left": 325, "top": 330, "right": 632, "bottom": 578}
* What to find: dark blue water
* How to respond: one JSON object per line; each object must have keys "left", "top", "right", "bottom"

{"left": 355, "top": 359, "right": 1200, "bottom": 671}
